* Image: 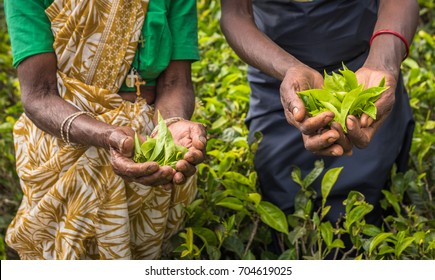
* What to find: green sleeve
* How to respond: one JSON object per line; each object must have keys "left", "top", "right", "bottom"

{"left": 5, "top": 0, "right": 54, "bottom": 68}
{"left": 167, "top": 0, "right": 200, "bottom": 61}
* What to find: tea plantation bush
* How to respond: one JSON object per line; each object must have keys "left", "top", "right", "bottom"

{"left": 0, "top": 0, "right": 433, "bottom": 259}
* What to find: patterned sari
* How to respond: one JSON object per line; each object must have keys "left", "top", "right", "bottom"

{"left": 6, "top": 0, "right": 197, "bottom": 260}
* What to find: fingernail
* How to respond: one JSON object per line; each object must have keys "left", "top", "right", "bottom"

{"left": 293, "top": 107, "right": 299, "bottom": 115}
{"left": 325, "top": 116, "right": 333, "bottom": 123}
{"left": 199, "top": 136, "right": 207, "bottom": 144}
{"left": 331, "top": 151, "right": 337, "bottom": 156}
{"left": 347, "top": 117, "right": 354, "bottom": 130}
{"left": 328, "top": 137, "right": 336, "bottom": 144}
{"left": 147, "top": 164, "right": 158, "bottom": 173}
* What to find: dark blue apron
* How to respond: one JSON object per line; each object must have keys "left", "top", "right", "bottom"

{"left": 247, "top": 0, "right": 414, "bottom": 224}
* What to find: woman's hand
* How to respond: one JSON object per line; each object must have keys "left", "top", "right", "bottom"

{"left": 167, "top": 120, "right": 207, "bottom": 184}
{"left": 108, "top": 126, "right": 176, "bottom": 187}
{"left": 346, "top": 66, "right": 397, "bottom": 148}
{"left": 280, "top": 64, "right": 352, "bottom": 156}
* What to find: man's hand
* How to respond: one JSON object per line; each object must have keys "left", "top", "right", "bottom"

{"left": 167, "top": 120, "right": 207, "bottom": 184}
{"left": 108, "top": 126, "right": 176, "bottom": 187}
{"left": 346, "top": 66, "right": 397, "bottom": 148}
{"left": 280, "top": 64, "right": 352, "bottom": 156}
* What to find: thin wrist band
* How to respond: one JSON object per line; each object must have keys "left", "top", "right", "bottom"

{"left": 370, "top": 29, "right": 410, "bottom": 61}
{"left": 60, "top": 111, "right": 96, "bottom": 145}
{"left": 150, "top": 117, "right": 185, "bottom": 138}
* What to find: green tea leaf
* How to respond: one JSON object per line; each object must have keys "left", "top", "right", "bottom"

{"left": 321, "top": 205, "right": 331, "bottom": 218}
{"left": 141, "top": 137, "right": 156, "bottom": 160}
{"left": 319, "top": 101, "right": 341, "bottom": 121}
{"left": 297, "top": 64, "right": 387, "bottom": 134}
{"left": 298, "top": 90, "right": 320, "bottom": 112}
{"left": 242, "top": 250, "right": 256, "bottom": 260}
{"left": 133, "top": 110, "right": 188, "bottom": 165}
{"left": 278, "top": 248, "right": 297, "bottom": 260}
{"left": 324, "top": 71, "right": 347, "bottom": 92}
{"left": 339, "top": 64, "right": 358, "bottom": 89}
{"left": 134, "top": 133, "right": 146, "bottom": 162}
{"left": 192, "top": 227, "right": 218, "bottom": 247}
{"left": 291, "top": 166, "right": 304, "bottom": 187}
{"left": 330, "top": 239, "right": 345, "bottom": 249}
{"left": 378, "top": 77, "right": 386, "bottom": 87}
{"left": 164, "top": 132, "right": 176, "bottom": 165}
{"left": 309, "top": 89, "right": 342, "bottom": 110}
{"left": 369, "top": 232, "right": 393, "bottom": 255}
{"left": 339, "top": 86, "right": 363, "bottom": 132}
{"left": 321, "top": 167, "right": 343, "bottom": 208}
{"left": 247, "top": 193, "right": 262, "bottom": 207}
{"left": 378, "top": 245, "right": 395, "bottom": 255}
{"left": 345, "top": 204, "right": 373, "bottom": 230}
{"left": 363, "top": 224, "right": 382, "bottom": 237}
{"left": 288, "top": 226, "right": 307, "bottom": 245}
{"left": 302, "top": 160, "right": 324, "bottom": 188}
{"left": 134, "top": 132, "right": 142, "bottom": 155}
{"left": 256, "top": 201, "right": 289, "bottom": 234}
{"left": 362, "top": 103, "right": 377, "bottom": 120}
{"left": 174, "top": 145, "right": 188, "bottom": 162}
{"left": 320, "top": 221, "right": 334, "bottom": 246}
{"left": 216, "top": 197, "right": 244, "bottom": 211}
{"left": 395, "top": 236, "right": 415, "bottom": 258}
{"left": 149, "top": 113, "right": 168, "bottom": 162}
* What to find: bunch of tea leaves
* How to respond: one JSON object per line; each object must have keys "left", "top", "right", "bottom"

{"left": 134, "top": 112, "right": 187, "bottom": 167}
{"left": 297, "top": 65, "right": 388, "bottom": 133}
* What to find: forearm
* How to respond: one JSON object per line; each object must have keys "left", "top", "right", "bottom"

{"left": 154, "top": 60, "right": 195, "bottom": 123}
{"left": 19, "top": 53, "right": 115, "bottom": 149}
{"left": 220, "top": 0, "right": 301, "bottom": 81}
{"left": 365, "top": 0, "right": 419, "bottom": 75}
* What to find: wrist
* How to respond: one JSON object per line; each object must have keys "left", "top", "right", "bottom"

{"left": 150, "top": 116, "right": 186, "bottom": 138}
{"left": 279, "top": 59, "right": 307, "bottom": 81}
{"left": 370, "top": 30, "right": 410, "bottom": 61}
{"left": 366, "top": 32, "right": 406, "bottom": 77}
{"left": 101, "top": 125, "right": 118, "bottom": 150}
{"left": 68, "top": 114, "right": 117, "bottom": 149}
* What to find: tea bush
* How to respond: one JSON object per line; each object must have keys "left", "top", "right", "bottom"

{"left": 0, "top": 0, "right": 433, "bottom": 260}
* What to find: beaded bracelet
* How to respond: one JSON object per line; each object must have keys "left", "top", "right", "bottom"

{"left": 370, "top": 29, "right": 410, "bottom": 61}
{"left": 60, "top": 111, "right": 96, "bottom": 145}
{"left": 150, "top": 117, "right": 185, "bottom": 138}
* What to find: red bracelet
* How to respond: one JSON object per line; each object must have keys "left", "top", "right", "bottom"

{"left": 370, "top": 29, "right": 410, "bottom": 61}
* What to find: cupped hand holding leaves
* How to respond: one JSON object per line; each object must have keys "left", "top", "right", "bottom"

{"left": 297, "top": 64, "right": 389, "bottom": 152}
{"left": 346, "top": 66, "right": 397, "bottom": 148}
{"left": 108, "top": 126, "right": 176, "bottom": 187}
{"left": 166, "top": 118, "right": 207, "bottom": 184}
{"left": 134, "top": 112, "right": 207, "bottom": 186}
{"left": 280, "top": 64, "right": 351, "bottom": 156}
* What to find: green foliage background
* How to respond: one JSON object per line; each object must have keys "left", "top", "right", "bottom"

{"left": 0, "top": 0, "right": 433, "bottom": 259}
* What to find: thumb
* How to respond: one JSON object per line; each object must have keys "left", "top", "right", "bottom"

{"left": 285, "top": 88, "right": 306, "bottom": 122}
{"left": 190, "top": 123, "right": 207, "bottom": 151}
{"left": 109, "top": 129, "right": 134, "bottom": 157}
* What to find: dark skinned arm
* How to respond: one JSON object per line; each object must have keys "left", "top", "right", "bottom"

{"left": 347, "top": 0, "right": 419, "bottom": 148}
{"left": 220, "top": 0, "right": 351, "bottom": 156}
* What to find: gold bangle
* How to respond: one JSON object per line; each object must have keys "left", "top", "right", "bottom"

{"left": 60, "top": 111, "right": 95, "bottom": 145}
{"left": 150, "top": 117, "right": 185, "bottom": 138}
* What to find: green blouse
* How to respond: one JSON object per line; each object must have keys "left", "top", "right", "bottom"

{"left": 5, "top": 0, "right": 200, "bottom": 88}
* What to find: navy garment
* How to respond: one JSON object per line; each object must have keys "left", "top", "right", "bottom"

{"left": 246, "top": 0, "right": 414, "bottom": 224}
